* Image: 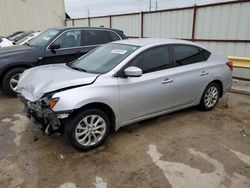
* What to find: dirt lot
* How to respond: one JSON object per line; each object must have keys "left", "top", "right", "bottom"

{"left": 0, "top": 91, "right": 250, "bottom": 188}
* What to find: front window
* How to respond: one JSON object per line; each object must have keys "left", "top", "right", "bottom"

{"left": 69, "top": 43, "right": 139, "bottom": 74}
{"left": 29, "top": 29, "right": 59, "bottom": 48}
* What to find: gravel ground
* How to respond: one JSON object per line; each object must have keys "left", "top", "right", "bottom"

{"left": 0, "top": 91, "right": 250, "bottom": 188}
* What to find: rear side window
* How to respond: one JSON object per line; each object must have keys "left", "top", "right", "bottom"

{"left": 130, "top": 46, "right": 171, "bottom": 74}
{"left": 105, "top": 31, "right": 120, "bottom": 42}
{"left": 200, "top": 48, "right": 211, "bottom": 61}
{"left": 173, "top": 45, "right": 205, "bottom": 66}
{"left": 82, "top": 30, "right": 109, "bottom": 46}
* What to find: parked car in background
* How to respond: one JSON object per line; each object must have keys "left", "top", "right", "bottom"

{"left": 14, "top": 32, "right": 41, "bottom": 45}
{"left": 0, "top": 32, "right": 41, "bottom": 48}
{"left": 0, "top": 37, "right": 13, "bottom": 47}
{"left": 6, "top": 31, "right": 25, "bottom": 41}
{"left": 0, "top": 27, "right": 127, "bottom": 96}
{"left": 0, "top": 31, "right": 35, "bottom": 48}
{"left": 17, "top": 38, "right": 233, "bottom": 151}
{"left": 8, "top": 31, "right": 33, "bottom": 43}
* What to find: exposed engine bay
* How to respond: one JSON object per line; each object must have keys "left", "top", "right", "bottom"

{"left": 18, "top": 94, "right": 71, "bottom": 135}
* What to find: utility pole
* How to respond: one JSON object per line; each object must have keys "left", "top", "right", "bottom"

{"left": 86, "top": 8, "right": 89, "bottom": 17}
{"left": 155, "top": 1, "right": 158, "bottom": 11}
{"left": 149, "top": 0, "right": 151, "bottom": 11}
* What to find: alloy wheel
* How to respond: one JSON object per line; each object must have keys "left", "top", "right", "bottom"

{"left": 9, "top": 73, "right": 22, "bottom": 91}
{"left": 75, "top": 115, "right": 106, "bottom": 146}
{"left": 204, "top": 86, "right": 219, "bottom": 108}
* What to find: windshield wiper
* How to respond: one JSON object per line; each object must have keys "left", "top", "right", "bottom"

{"left": 24, "top": 42, "right": 31, "bottom": 46}
{"left": 70, "top": 66, "right": 88, "bottom": 73}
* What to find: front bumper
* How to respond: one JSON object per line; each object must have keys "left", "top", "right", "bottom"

{"left": 18, "top": 95, "right": 72, "bottom": 134}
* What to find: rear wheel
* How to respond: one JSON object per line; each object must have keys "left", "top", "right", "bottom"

{"left": 2, "top": 67, "right": 26, "bottom": 97}
{"left": 65, "top": 109, "right": 110, "bottom": 151}
{"left": 200, "top": 83, "right": 220, "bottom": 111}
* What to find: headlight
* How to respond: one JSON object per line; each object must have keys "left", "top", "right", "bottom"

{"left": 50, "top": 97, "right": 60, "bottom": 109}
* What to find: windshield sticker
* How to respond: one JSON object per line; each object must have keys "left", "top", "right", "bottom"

{"left": 42, "top": 36, "right": 50, "bottom": 41}
{"left": 50, "top": 31, "right": 58, "bottom": 35}
{"left": 111, "top": 49, "right": 127, "bottom": 54}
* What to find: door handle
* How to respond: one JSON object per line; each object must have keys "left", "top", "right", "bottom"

{"left": 200, "top": 71, "right": 209, "bottom": 76}
{"left": 161, "top": 78, "right": 173, "bottom": 84}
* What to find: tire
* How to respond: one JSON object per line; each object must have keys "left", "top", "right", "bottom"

{"left": 65, "top": 109, "right": 110, "bottom": 151}
{"left": 2, "top": 67, "right": 26, "bottom": 97}
{"left": 200, "top": 82, "right": 220, "bottom": 111}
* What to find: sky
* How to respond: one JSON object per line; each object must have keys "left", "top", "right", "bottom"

{"left": 64, "top": 0, "right": 234, "bottom": 18}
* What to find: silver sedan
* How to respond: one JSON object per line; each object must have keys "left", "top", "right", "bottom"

{"left": 17, "top": 38, "right": 233, "bottom": 151}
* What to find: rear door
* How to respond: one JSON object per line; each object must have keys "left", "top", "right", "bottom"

{"left": 165, "top": 44, "right": 211, "bottom": 108}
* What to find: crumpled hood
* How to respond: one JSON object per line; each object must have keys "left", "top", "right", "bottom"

{"left": 17, "top": 64, "right": 99, "bottom": 101}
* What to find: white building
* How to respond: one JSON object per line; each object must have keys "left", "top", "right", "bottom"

{"left": 0, "top": 0, "right": 65, "bottom": 36}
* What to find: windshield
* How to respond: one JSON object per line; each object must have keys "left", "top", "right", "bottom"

{"left": 29, "top": 29, "right": 59, "bottom": 47}
{"left": 70, "top": 43, "right": 139, "bottom": 74}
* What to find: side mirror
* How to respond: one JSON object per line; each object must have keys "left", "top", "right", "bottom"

{"left": 124, "top": 66, "right": 142, "bottom": 77}
{"left": 49, "top": 43, "right": 60, "bottom": 50}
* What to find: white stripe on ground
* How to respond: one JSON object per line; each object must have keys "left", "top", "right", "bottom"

{"left": 9, "top": 114, "right": 29, "bottom": 146}
{"left": 147, "top": 144, "right": 250, "bottom": 188}
{"left": 93, "top": 176, "right": 107, "bottom": 188}
{"left": 59, "top": 182, "right": 76, "bottom": 188}
{"left": 1, "top": 117, "right": 12, "bottom": 123}
{"left": 229, "top": 148, "right": 250, "bottom": 166}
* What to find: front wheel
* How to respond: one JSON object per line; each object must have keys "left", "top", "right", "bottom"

{"left": 200, "top": 83, "right": 220, "bottom": 111}
{"left": 2, "top": 67, "right": 26, "bottom": 97}
{"left": 65, "top": 109, "right": 110, "bottom": 151}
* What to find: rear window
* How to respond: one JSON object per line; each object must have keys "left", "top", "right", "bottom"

{"left": 105, "top": 31, "right": 120, "bottom": 41}
{"left": 200, "top": 48, "right": 211, "bottom": 61}
{"left": 173, "top": 44, "right": 209, "bottom": 66}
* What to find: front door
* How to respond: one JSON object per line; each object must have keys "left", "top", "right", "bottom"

{"left": 118, "top": 45, "right": 174, "bottom": 124}
{"left": 41, "top": 30, "right": 91, "bottom": 65}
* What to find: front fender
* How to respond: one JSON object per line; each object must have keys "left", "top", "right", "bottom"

{"left": 52, "top": 83, "right": 120, "bottom": 127}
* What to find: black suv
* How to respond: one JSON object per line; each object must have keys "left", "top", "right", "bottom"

{"left": 0, "top": 27, "right": 127, "bottom": 96}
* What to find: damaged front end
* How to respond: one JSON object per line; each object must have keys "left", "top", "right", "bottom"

{"left": 18, "top": 94, "right": 72, "bottom": 135}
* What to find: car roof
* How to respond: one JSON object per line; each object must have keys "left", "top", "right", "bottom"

{"left": 113, "top": 38, "right": 207, "bottom": 49}
{"left": 52, "top": 27, "right": 123, "bottom": 33}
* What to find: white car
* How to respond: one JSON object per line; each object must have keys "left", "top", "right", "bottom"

{"left": 0, "top": 37, "right": 13, "bottom": 47}
{"left": 15, "top": 32, "right": 41, "bottom": 45}
{"left": 0, "top": 32, "right": 40, "bottom": 47}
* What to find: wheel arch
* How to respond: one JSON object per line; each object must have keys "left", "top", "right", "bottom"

{"left": 73, "top": 102, "right": 116, "bottom": 132}
{"left": 208, "top": 79, "right": 223, "bottom": 98}
{"left": 0, "top": 64, "right": 32, "bottom": 85}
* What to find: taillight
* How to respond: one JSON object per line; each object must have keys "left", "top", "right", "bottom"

{"left": 226, "top": 61, "right": 233, "bottom": 71}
